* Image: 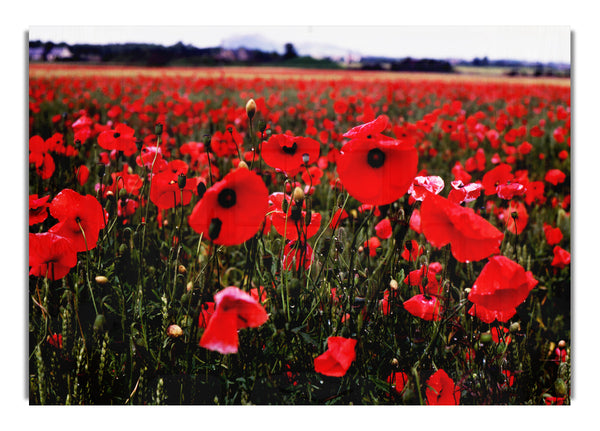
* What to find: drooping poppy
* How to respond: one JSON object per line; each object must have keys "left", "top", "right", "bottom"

{"left": 420, "top": 192, "right": 504, "bottom": 263}
{"left": 29, "top": 232, "right": 78, "bottom": 280}
{"left": 261, "top": 134, "right": 320, "bottom": 176}
{"left": 468, "top": 255, "right": 538, "bottom": 323}
{"left": 425, "top": 369, "right": 461, "bottom": 405}
{"left": 48, "top": 189, "right": 107, "bottom": 252}
{"left": 199, "top": 286, "right": 268, "bottom": 354}
{"left": 29, "top": 194, "right": 50, "bottom": 226}
{"left": 403, "top": 294, "right": 442, "bottom": 321}
{"left": 336, "top": 135, "right": 418, "bottom": 206}
{"left": 188, "top": 167, "right": 268, "bottom": 246}
{"left": 314, "top": 336, "right": 357, "bottom": 377}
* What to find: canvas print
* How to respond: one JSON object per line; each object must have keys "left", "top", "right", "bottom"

{"left": 28, "top": 26, "right": 571, "bottom": 405}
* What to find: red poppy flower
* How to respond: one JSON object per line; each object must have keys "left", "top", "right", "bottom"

{"left": 551, "top": 246, "right": 570, "bottom": 268}
{"left": 261, "top": 134, "right": 320, "bottom": 175}
{"left": 47, "top": 333, "right": 63, "bottom": 349}
{"left": 387, "top": 371, "right": 409, "bottom": 394}
{"left": 363, "top": 236, "right": 381, "bottom": 257}
{"left": 271, "top": 204, "right": 321, "bottom": 242}
{"left": 149, "top": 171, "right": 201, "bottom": 210}
{"left": 408, "top": 175, "right": 445, "bottom": 202}
{"left": 468, "top": 255, "right": 538, "bottom": 323}
{"left": 404, "top": 265, "right": 441, "bottom": 296}
{"left": 29, "top": 135, "right": 55, "bottom": 180}
{"left": 409, "top": 209, "right": 422, "bottom": 234}
{"left": 48, "top": 189, "right": 107, "bottom": 252}
{"left": 75, "top": 164, "right": 90, "bottom": 186}
{"left": 496, "top": 182, "right": 526, "bottom": 200}
{"left": 301, "top": 166, "right": 323, "bottom": 186}
{"left": 314, "top": 336, "right": 357, "bottom": 377}
{"left": 543, "top": 224, "right": 563, "bottom": 245}
{"left": 374, "top": 218, "right": 392, "bottom": 239}
{"left": 283, "top": 240, "right": 314, "bottom": 271}
{"left": 29, "top": 194, "right": 50, "bottom": 226}
{"left": 199, "top": 286, "right": 268, "bottom": 354}
{"left": 403, "top": 294, "right": 442, "bottom": 321}
{"left": 525, "top": 181, "right": 546, "bottom": 205}
{"left": 401, "top": 239, "right": 422, "bottom": 261}
{"left": 501, "top": 201, "right": 529, "bottom": 235}
{"left": 482, "top": 163, "right": 513, "bottom": 196}
{"left": 29, "top": 232, "right": 78, "bottom": 280}
{"left": 420, "top": 192, "right": 504, "bottom": 263}
{"left": 545, "top": 169, "right": 567, "bottom": 186}
{"left": 448, "top": 180, "right": 483, "bottom": 204}
{"left": 337, "top": 135, "right": 418, "bottom": 206}
{"left": 425, "top": 369, "right": 461, "bottom": 405}
{"left": 188, "top": 167, "right": 268, "bottom": 246}
{"left": 97, "top": 123, "right": 137, "bottom": 156}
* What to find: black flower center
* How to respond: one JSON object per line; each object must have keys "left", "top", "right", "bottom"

{"left": 367, "top": 148, "right": 386, "bottom": 168}
{"left": 282, "top": 142, "right": 298, "bottom": 155}
{"left": 113, "top": 132, "right": 121, "bottom": 138}
{"left": 209, "top": 218, "right": 222, "bottom": 240}
{"left": 217, "top": 188, "right": 236, "bottom": 208}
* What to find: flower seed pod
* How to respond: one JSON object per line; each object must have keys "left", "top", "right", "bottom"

{"left": 246, "top": 99, "right": 257, "bottom": 121}
{"left": 292, "top": 186, "right": 305, "bottom": 203}
{"left": 237, "top": 160, "right": 248, "bottom": 170}
{"left": 177, "top": 173, "right": 187, "bottom": 189}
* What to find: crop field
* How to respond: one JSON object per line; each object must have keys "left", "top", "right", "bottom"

{"left": 28, "top": 64, "right": 570, "bottom": 405}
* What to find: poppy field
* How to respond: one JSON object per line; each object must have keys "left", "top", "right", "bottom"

{"left": 28, "top": 64, "right": 571, "bottom": 405}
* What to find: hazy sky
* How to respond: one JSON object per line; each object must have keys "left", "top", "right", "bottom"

{"left": 29, "top": 25, "right": 571, "bottom": 64}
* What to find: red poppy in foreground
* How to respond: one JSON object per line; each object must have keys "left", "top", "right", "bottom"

{"left": 261, "top": 134, "right": 320, "bottom": 175}
{"left": 29, "top": 232, "right": 78, "bottom": 280}
{"left": 314, "top": 336, "right": 357, "bottom": 377}
{"left": 403, "top": 294, "right": 443, "bottom": 321}
{"left": 425, "top": 369, "right": 461, "bottom": 405}
{"left": 199, "top": 286, "right": 269, "bottom": 354}
{"left": 468, "top": 255, "right": 537, "bottom": 323}
{"left": 420, "top": 192, "right": 504, "bottom": 263}
{"left": 337, "top": 135, "right": 418, "bottom": 206}
{"left": 188, "top": 167, "right": 268, "bottom": 246}
{"left": 48, "top": 189, "right": 106, "bottom": 252}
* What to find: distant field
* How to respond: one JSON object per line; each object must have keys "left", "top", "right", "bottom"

{"left": 29, "top": 63, "right": 571, "bottom": 87}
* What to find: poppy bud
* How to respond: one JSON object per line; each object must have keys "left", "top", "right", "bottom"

{"left": 136, "top": 139, "right": 144, "bottom": 151}
{"left": 93, "top": 314, "right": 106, "bottom": 332}
{"left": 197, "top": 182, "right": 207, "bottom": 200}
{"left": 390, "top": 279, "right": 399, "bottom": 290}
{"left": 558, "top": 340, "right": 566, "bottom": 349}
{"left": 305, "top": 209, "right": 312, "bottom": 226}
{"left": 178, "top": 264, "right": 187, "bottom": 274}
{"left": 186, "top": 281, "right": 193, "bottom": 292}
{"left": 118, "top": 188, "right": 128, "bottom": 200}
{"left": 97, "top": 163, "right": 105, "bottom": 178}
{"left": 167, "top": 324, "right": 183, "bottom": 338}
{"left": 258, "top": 119, "right": 267, "bottom": 133}
{"left": 480, "top": 332, "right": 493, "bottom": 343}
{"left": 95, "top": 275, "right": 108, "bottom": 285}
{"left": 177, "top": 173, "right": 187, "bottom": 189}
{"left": 292, "top": 186, "right": 305, "bottom": 203}
{"left": 554, "top": 378, "right": 568, "bottom": 396}
{"left": 281, "top": 199, "right": 289, "bottom": 214}
{"left": 509, "top": 322, "right": 521, "bottom": 333}
{"left": 390, "top": 358, "right": 399, "bottom": 367}
{"left": 203, "top": 134, "right": 212, "bottom": 152}
{"left": 155, "top": 123, "right": 163, "bottom": 135}
{"left": 237, "top": 160, "right": 248, "bottom": 170}
{"left": 118, "top": 243, "right": 128, "bottom": 255}
{"left": 337, "top": 193, "right": 345, "bottom": 208}
{"left": 246, "top": 99, "right": 257, "bottom": 120}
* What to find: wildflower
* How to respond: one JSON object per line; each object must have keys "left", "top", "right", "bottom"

{"left": 425, "top": 369, "right": 460, "bottom": 405}
{"left": 188, "top": 168, "right": 268, "bottom": 246}
{"left": 199, "top": 286, "right": 268, "bottom": 354}
{"left": 29, "top": 232, "right": 78, "bottom": 280}
{"left": 314, "top": 336, "right": 357, "bottom": 377}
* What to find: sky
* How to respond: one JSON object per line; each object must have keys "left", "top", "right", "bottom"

{"left": 29, "top": 25, "right": 571, "bottom": 64}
